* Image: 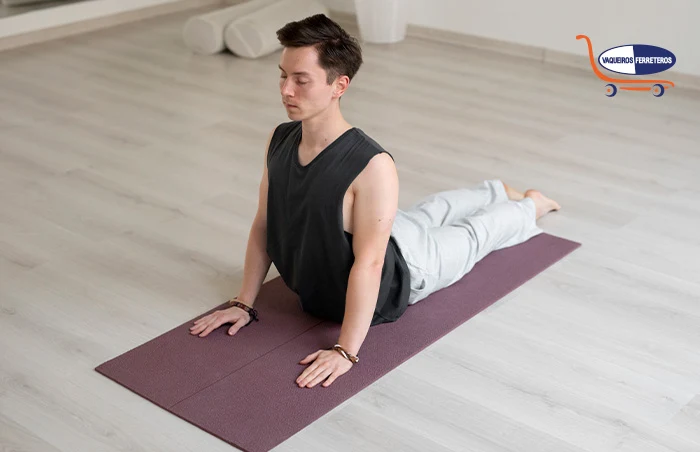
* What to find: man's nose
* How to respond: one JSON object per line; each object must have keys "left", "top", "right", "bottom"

{"left": 280, "top": 78, "right": 294, "bottom": 97}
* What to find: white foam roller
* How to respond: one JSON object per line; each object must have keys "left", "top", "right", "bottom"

{"left": 223, "top": 0, "right": 329, "bottom": 59}
{"left": 182, "top": 0, "right": 280, "bottom": 55}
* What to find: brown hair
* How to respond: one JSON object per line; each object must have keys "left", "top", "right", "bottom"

{"left": 276, "top": 14, "right": 363, "bottom": 85}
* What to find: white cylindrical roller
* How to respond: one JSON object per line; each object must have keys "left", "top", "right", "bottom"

{"left": 223, "top": 0, "right": 329, "bottom": 59}
{"left": 182, "top": 0, "right": 280, "bottom": 55}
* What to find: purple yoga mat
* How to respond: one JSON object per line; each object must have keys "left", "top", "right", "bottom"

{"left": 96, "top": 232, "right": 580, "bottom": 452}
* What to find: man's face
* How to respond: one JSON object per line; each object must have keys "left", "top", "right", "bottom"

{"left": 279, "top": 46, "right": 340, "bottom": 119}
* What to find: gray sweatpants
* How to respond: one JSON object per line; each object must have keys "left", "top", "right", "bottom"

{"left": 391, "top": 179, "right": 543, "bottom": 305}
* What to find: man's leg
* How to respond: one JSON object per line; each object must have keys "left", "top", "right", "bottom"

{"left": 429, "top": 198, "right": 543, "bottom": 289}
{"left": 394, "top": 189, "right": 560, "bottom": 305}
{"left": 393, "top": 179, "right": 510, "bottom": 302}
{"left": 399, "top": 179, "right": 513, "bottom": 229}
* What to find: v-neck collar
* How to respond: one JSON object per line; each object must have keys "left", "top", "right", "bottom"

{"left": 293, "top": 125, "right": 356, "bottom": 170}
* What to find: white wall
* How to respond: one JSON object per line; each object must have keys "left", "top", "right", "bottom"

{"left": 328, "top": 0, "right": 699, "bottom": 77}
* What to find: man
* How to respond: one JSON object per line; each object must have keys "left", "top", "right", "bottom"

{"left": 189, "top": 14, "right": 560, "bottom": 388}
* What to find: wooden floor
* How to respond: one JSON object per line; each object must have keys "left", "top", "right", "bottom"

{"left": 2, "top": 7, "right": 700, "bottom": 452}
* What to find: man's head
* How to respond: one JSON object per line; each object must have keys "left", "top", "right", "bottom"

{"left": 276, "top": 14, "right": 363, "bottom": 119}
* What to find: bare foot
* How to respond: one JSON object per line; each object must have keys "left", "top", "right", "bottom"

{"left": 524, "top": 189, "right": 561, "bottom": 219}
{"left": 502, "top": 182, "right": 524, "bottom": 201}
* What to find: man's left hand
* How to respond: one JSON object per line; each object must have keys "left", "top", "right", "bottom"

{"left": 297, "top": 349, "right": 353, "bottom": 388}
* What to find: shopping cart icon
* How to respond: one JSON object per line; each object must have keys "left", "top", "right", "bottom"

{"left": 576, "top": 34, "right": 674, "bottom": 97}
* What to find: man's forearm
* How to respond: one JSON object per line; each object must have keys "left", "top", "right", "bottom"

{"left": 338, "top": 263, "right": 384, "bottom": 356}
{"left": 237, "top": 223, "right": 272, "bottom": 307}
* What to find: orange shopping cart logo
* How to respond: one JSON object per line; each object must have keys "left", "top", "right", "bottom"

{"left": 576, "top": 35, "right": 675, "bottom": 97}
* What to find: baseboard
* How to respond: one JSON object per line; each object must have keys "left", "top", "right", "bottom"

{"left": 330, "top": 10, "right": 700, "bottom": 93}
{"left": 0, "top": 0, "right": 225, "bottom": 52}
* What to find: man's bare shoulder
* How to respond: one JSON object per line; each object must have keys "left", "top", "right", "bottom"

{"left": 352, "top": 152, "right": 398, "bottom": 194}
{"left": 364, "top": 151, "right": 395, "bottom": 172}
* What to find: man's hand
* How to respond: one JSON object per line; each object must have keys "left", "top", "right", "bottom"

{"left": 189, "top": 306, "right": 250, "bottom": 337}
{"left": 297, "top": 349, "right": 353, "bottom": 388}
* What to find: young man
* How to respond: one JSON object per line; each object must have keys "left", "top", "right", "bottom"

{"left": 190, "top": 14, "right": 560, "bottom": 388}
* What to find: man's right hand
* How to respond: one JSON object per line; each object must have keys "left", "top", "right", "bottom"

{"left": 189, "top": 306, "right": 251, "bottom": 337}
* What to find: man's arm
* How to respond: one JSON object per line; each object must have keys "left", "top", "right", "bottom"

{"left": 337, "top": 152, "right": 399, "bottom": 356}
{"left": 191, "top": 129, "right": 276, "bottom": 338}
{"left": 236, "top": 129, "right": 275, "bottom": 307}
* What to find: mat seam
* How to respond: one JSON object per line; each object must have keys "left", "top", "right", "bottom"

{"left": 166, "top": 318, "right": 326, "bottom": 409}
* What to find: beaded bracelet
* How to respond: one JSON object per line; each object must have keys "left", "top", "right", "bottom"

{"left": 333, "top": 344, "right": 359, "bottom": 364}
{"left": 227, "top": 297, "right": 259, "bottom": 326}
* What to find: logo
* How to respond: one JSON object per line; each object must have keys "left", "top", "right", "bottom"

{"left": 598, "top": 45, "right": 676, "bottom": 75}
{"left": 576, "top": 35, "right": 675, "bottom": 97}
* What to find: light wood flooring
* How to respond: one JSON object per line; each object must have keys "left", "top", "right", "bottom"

{"left": 1, "top": 6, "right": 700, "bottom": 452}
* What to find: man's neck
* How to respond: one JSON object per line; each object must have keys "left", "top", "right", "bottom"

{"left": 299, "top": 108, "right": 352, "bottom": 152}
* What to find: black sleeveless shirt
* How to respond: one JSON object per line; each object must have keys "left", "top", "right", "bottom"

{"left": 265, "top": 121, "right": 410, "bottom": 326}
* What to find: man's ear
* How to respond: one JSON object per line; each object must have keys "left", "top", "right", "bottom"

{"left": 334, "top": 75, "right": 350, "bottom": 98}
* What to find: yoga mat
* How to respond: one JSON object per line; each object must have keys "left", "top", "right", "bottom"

{"left": 96, "top": 232, "right": 580, "bottom": 452}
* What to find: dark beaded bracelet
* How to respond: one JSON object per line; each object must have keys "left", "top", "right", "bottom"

{"left": 227, "top": 297, "right": 259, "bottom": 326}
